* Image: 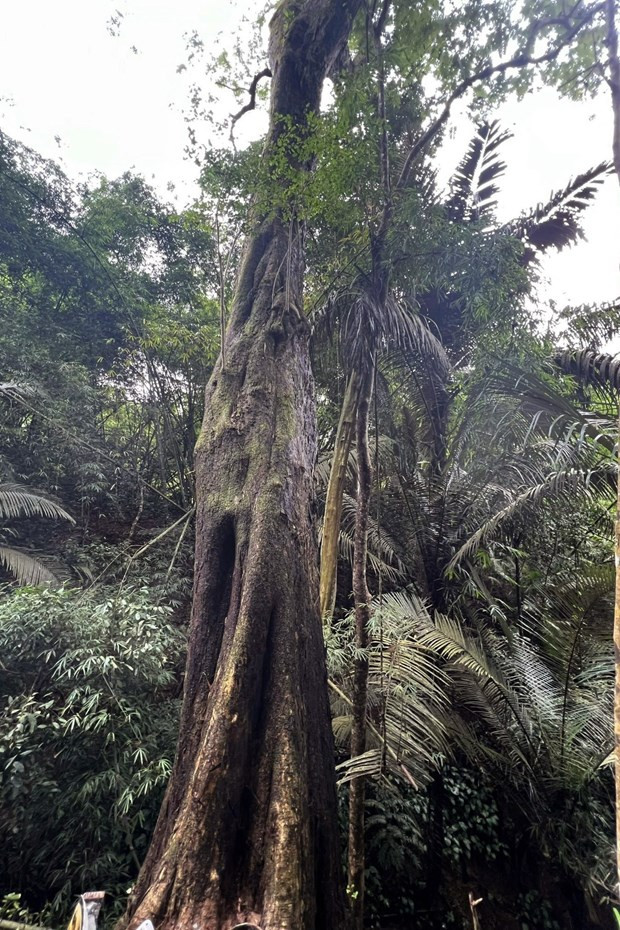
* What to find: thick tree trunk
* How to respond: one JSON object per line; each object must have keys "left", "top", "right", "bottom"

{"left": 320, "top": 369, "right": 361, "bottom": 620}
{"left": 615, "top": 404, "right": 620, "bottom": 898}
{"left": 347, "top": 366, "right": 374, "bottom": 930}
{"left": 606, "top": 0, "right": 620, "bottom": 897}
{"left": 119, "top": 3, "right": 362, "bottom": 928}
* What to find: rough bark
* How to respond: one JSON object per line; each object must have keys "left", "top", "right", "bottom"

{"left": 606, "top": 0, "right": 620, "bottom": 897}
{"left": 119, "top": 2, "right": 362, "bottom": 928}
{"left": 320, "top": 369, "right": 361, "bottom": 620}
{"left": 347, "top": 366, "right": 374, "bottom": 930}
{"left": 614, "top": 405, "right": 620, "bottom": 895}
{"left": 615, "top": 402, "right": 620, "bottom": 898}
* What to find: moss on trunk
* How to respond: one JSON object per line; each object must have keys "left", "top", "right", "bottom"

{"left": 118, "top": 2, "right": 364, "bottom": 928}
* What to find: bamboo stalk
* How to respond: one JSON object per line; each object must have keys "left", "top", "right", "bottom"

{"left": 320, "top": 369, "right": 361, "bottom": 621}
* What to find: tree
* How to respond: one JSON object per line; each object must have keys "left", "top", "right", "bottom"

{"left": 120, "top": 3, "right": 363, "bottom": 929}
{"left": 315, "top": 100, "right": 608, "bottom": 919}
{"left": 551, "top": 349, "right": 620, "bottom": 900}
{"left": 369, "top": 346, "right": 618, "bottom": 919}
{"left": 2, "top": 1, "right": 617, "bottom": 926}
{"left": 0, "top": 133, "right": 219, "bottom": 531}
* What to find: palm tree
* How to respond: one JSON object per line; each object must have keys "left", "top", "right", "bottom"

{"left": 329, "top": 362, "right": 616, "bottom": 916}
{"left": 419, "top": 121, "right": 610, "bottom": 359}
{"left": 313, "top": 115, "right": 609, "bottom": 924}
{"left": 551, "top": 349, "right": 620, "bottom": 897}
{"left": 318, "top": 120, "right": 611, "bottom": 621}
{"left": 323, "top": 329, "right": 620, "bottom": 908}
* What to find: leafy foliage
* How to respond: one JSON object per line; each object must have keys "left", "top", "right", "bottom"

{"left": 0, "top": 586, "right": 185, "bottom": 918}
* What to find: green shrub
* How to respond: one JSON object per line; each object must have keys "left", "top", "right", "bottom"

{"left": 0, "top": 585, "right": 185, "bottom": 918}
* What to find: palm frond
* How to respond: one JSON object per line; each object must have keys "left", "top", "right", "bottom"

{"left": 381, "top": 294, "right": 449, "bottom": 369}
{"left": 483, "top": 363, "right": 615, "bottom": 449}
{"left": 373, "top": 591, "right": 543, "bottom": 777}
{"left": 336, "top": 748, "right": 384, "bottom": 784}
{"left": 0, "top": 483, "right": 75, "bottom": 522}
{"left": 329, "top": 590, "right": 450, "bottom": 786}
{"left": 509, "top": 162, "right": 612, "bottom": 261}
{"left": 446, "top": 121, "right": 512, "bottom": 222}
{"left": 0, "top": 546, "right": 60, "bottom": 586}
{"left": 447, "top": 469, "right": 595, "bottom": 570}
{"left": 310, "top": 285, "right": 348, "bottom": 347}
{"left": 331, "top": 288, "right": 450, "bottom": 373}
{"left": 556, "top": 301, "right": 620, "bottom": 351}
{"left": 339, "top": 528, "right": 406, "bottom": 583}
{"left": 346, "top": 434, "right": 399, "bottom": 484}
{"left": 554, "top": 349, "right": 620, "bottom": 392}
{"left": 332, "top": 713, "right": 352, "bottom": 748}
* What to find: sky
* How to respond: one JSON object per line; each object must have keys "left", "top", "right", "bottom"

{"left": 0, "top": 0, "right": 618, "bottom": 318}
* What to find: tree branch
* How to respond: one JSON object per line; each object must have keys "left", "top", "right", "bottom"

{"left": 373, "top": 0, "right": 392, "bottom": 41}
{"left": 371, "top": 18, "right": 393, "bottom": 295}
{"left": 330, "top": 0, "right": 392, "bottom": 78}
{"left": 605, "top": 0, "right": 620, "bottom": 182}
{"left": 396, "top": 2, "right": 605, "bottom": 190}
{"left": 229, "top": 67, "right": 272, "bottom": 149}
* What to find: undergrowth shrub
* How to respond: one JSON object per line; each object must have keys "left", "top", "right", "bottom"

{"left": 0, "top": 585, "right": 185, "bottom": 920}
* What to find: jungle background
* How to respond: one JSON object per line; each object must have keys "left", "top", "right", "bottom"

{"left": 1, "top": 1, "right": 620, "bottom": 928}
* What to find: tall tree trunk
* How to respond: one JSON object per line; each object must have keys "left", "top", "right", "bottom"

{"left": 615, "top": 402, "right": 620, "bottom": 898}
{"left": 347, "top": 365, "right": 374, "bottom": 930}
{"left": 320, "top": 369, "right": 361, "bottom": 620}
{"left": 606, "top": 0, "right": 620, "bottom": 896}
{"left": 119, "top": 3, "right": 362, "bottom": 929}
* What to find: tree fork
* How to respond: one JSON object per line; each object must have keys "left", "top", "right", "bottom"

{"left": 118, "top": 2, "right": 363, "bottom": 928}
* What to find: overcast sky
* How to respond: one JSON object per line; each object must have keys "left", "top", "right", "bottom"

{"left": 1, "top": 0, "right": 618, "bottom": 316}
